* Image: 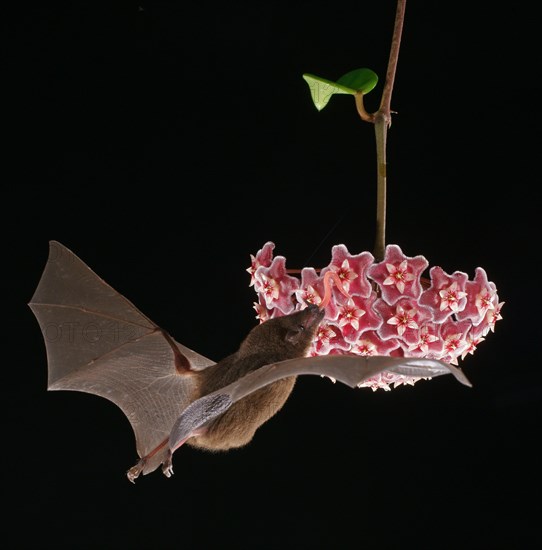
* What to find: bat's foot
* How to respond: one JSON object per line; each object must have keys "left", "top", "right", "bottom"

{"left": 126, "top": 458, "right": 146, "bottom": 483}
{"left": 161, "top": 450, "right": 174, "bottom": 478}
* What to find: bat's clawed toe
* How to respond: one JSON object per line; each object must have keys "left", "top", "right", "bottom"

{"left": 126, "top": 459, "right": 146, "bottom": 483}
{"left": 162, "top": 451, "right": 174, "bottom": 478}
{"left": 127, "top": 451, "right": 174, "bottom": 482}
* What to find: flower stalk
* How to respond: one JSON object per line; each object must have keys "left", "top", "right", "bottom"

{"left": 356, "top": 0, "right": 406, "bottom": 260}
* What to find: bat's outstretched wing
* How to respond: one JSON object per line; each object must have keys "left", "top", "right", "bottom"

{"left": 165, "top": 354, "right": 472, "bottom": 475}
{"left": 28, "top": 241, "right": 215, "bottom": 475}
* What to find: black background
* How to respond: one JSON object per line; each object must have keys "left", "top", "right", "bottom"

{"left": 6, "top": 1, "right": 540, "bottom": 548}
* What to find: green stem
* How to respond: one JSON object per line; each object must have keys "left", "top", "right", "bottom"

{"left": 357, "top": 0, "right": 406, "bottom": 260}
{"left": 373, "top": 114, "right": 387, "bottom": 261}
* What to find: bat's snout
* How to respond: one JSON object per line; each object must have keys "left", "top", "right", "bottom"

{"left": 302, "top": 303, "right": 326, "bottom": 329}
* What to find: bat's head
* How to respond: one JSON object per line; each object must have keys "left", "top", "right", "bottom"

{"left": 241, "top": 304, "right": 325, "bottom": 359}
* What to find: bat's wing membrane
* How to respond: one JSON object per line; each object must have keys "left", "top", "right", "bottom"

{"left": 225, "top": 355, "right": 472, "bottom": 402}
{"left": 29, "top": 241, "right": 215, "bottom": 474}
{"left": 169, "top": 354, "right": 471, "bottom": 454}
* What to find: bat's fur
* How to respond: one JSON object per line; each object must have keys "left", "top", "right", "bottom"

{"left": 187, "top": 305, "right": 324, "bottom": 450}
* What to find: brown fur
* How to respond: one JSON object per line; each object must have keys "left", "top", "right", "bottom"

{"left": 187, "top": 305, "right": 324, "bottom": 450}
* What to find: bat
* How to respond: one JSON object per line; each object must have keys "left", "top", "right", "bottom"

{"left": 29, "top": 241, "right": 472, "bottom": 482}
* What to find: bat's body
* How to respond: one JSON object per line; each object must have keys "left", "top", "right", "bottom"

{"left": 29, "top": 241, "right": 471, "bottom": 482}
{"left": 185, "top": 304, "right": 324, "bottom": 452}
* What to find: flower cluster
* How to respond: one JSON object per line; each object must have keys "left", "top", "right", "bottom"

{"left": 247, "top": 242, "right": 504, "bottom": 391}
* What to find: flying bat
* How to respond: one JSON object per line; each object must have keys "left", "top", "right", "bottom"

{"left": 28, "top": 241, "right": 472, "bottom": 482}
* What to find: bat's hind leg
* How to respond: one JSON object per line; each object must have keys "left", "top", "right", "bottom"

{"left": 126, "top": 437, "right": 169, "bottom": 483}
{"left": 127, "top": 394, "right": 233, "bottom": 482}
{"left": 127, "top": 435, "right": 194, "bottom": 481}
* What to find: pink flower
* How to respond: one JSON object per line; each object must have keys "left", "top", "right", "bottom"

{"left": 247, "top": 241, "right": 275, "bottom": 286}
{"left": 294, "top": 267, "right": 341, "bottom": 320}
{"left": 407, "top": 323, "right": 443, "bottom": 357}
{"left": 310, "top": 323, "right": 350, "bottom": 355}
{"left": 252, "top": 300, "right": 271, "bottom": 322}
{"left": 456, "top": 267, "right": 498, "bottom": 326}
{"left": 294, "top": 267, "right": 323, "bottom": 306}
{"left": 387, "top": 303, "right": 419, "bottom": 336}
{"left": 419, "top": 267, "right": 468, "bottom": 323}
{"left": 332, "top": 292, "right": 383, "bottom": 344}
{"left": 438, "top": 319, "right": 472, "bottom": 365}
{"left": 374, "top": 297, "right": 432, "bottom": 345}
{"left": 253, "top": 255, "right": 300, "bottom": 314}
{"left": 337, "top": 299, "right": 365, "bottom": 331}
{"left": 383, "top": 260, "right": 415, "bottom": 294}
{"left": 321, "top": 244, "right": 374, "bottom": 297}
{"left": 483, "top": 301, "right": 505, "bottom": 335}
{"left": 439, "top": 282, "right": 468, "bottom": 312}
{"left": 248, "top": 241, "right": 503, "bottom": 391}
{"left": 352, "top": 339, "right": 377, "bottom": 356}
{"left": 461, "top": 332, "right": 486, "bottom": 360}
{"left": 351, "top": 331, "right": 400, "bottom": 356}
{"left": 367, "top": 244, "right": 428, "bottom": 305}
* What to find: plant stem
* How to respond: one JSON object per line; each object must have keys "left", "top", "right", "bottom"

{"left": 358, "top": 0, "right": 406, "bottom": 260}
{"left": 373, "top": 114, "right": 387, "bottom": 261}
{"left": 379, "top": 0, "right": 406, "bottom": 117}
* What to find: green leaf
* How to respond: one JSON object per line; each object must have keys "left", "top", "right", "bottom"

{"left": 336, "top": 68, "right": 378, "bottom": 95}
{"left": 302, "top": 74, "right": 354, "bottom": 111}
{"left": 302, "top": 68, "right": 378, "bottom": 111}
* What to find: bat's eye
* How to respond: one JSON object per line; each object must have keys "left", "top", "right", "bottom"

{"left": 286, "top": 324, "right": 307, "bottom": 344}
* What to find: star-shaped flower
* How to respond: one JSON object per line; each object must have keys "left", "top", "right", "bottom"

{"left": 482, "top": 301, "right": 505, "bottom": 335}
{"left": 383, "top": 260, "right": 415, "bottom": 294}
{"left": 253, "top": 255, "right": 300, "bottom": 314}
{"left": 332, "top": 292, "right": 383, "bottom": 344}
{"left": 456, "top": 267, "right": 499, "bottom": 326}
{"left": 374, "top": 297, "right": 432, "bottom": 345}
{"left": 310, "top": 323, "right": 350, "bottom": 355}
{"left": 337, "top": 299, "right": 365, "bottom": 330}
{"left": 295, "top": 267, "right": 320, "bottom": 300}
{"left": 437, "top": 319, "right": 472, "bottom": 365}
{"left": 387, "top": 303, "right": 419, "bottom": 336}
{"left": 321, "top": 244, "right": 374, "bottom": 297}
{"left": 461, "top": 333, "right": 486, "bottom": 360}
{"left": 406, "top": 323, "right": 443, "bottom": 357}
{"left": 439, "top": 282, "right": 468, "bottom": 312}
{"left": 246, "top": 241, "right": 275, "bottom": 286}
{"left": 253, "top": 300, "right": 271, "bottom": 322}
{"left": 294, "top": 267, "right": 341, "bottom": 320}
{"left": 419, "top": 266, "right": 468, "bottom": 323}
{"left": 367, "top": 244, "right": 428, "bottom": 305}
{"left": 351, "top": 331, "right": 400, "bottom": 356}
